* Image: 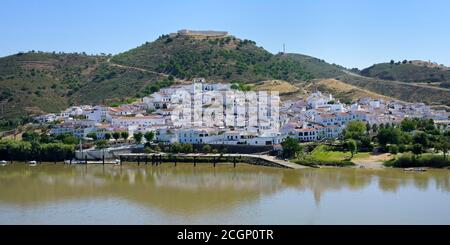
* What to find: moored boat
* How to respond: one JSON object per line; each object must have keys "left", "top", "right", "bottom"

{"left": 404, "top": 167, "right": 427, "bottom": 172}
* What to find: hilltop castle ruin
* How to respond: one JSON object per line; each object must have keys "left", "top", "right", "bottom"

{"left": 174, "top": 29, "right": 228, "bottom": 38}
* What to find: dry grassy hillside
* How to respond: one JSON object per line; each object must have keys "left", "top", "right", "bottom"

{"left": 303, "top": 79, "right": 393, "bottom": 104}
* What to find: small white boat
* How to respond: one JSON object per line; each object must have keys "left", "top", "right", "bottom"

{"left": 28, "top": 160, "right": 37, "bottom": 166}
{"left": 0, "top": 160, "right": 7, "bottom": 166}
{"left": 404, "top": 167, "right": 427, "bottom": 172}
{"left": 115, "top": 159, "right": 121, "bottom": 165}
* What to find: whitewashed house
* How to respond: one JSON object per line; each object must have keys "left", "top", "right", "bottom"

{"left": 87, "top": 106, "right": 110, "bottom": 123}
{"left": 111, "top": 114, "right": 165, "bottom": 128}
{"left": 176, "top": 128, "right": 222, "bottom": 144}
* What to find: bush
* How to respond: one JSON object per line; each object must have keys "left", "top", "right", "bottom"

{"left": 293, "top": 157, "right": 355, "bottom": 167}
{"left": 389, "top": 145, "right": 399, "bottom": 154}
{"left": 202, "top": 144, "right": 212, "bottom": 153}
{"left": 385, "top": 153, "right": 449, "bottom": 168}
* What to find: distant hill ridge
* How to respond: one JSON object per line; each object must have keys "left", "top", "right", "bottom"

{"left": 360, "top": 60, "right": 450, "bottom": 83}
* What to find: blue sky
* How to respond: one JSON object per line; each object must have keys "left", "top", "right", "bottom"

{"left": 1, "top": 0, "right": 449, "bottom": 68}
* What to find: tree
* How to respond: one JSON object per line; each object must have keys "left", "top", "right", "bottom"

{"left": 359, "top": 136, "right": 373, "bottom": 151}
{"left": 86, "top": 132, "right": 97, "bottom": 141}
{"left": 95, "top": 140, "right": 108, "bottom": 149}
{"left": 390, "top": 60, "right": 395, "bottom": 65}
{"left": 411, "top": 144, "right": 423, "bottom": 158}
{"left": 377, "top": 127, "right": 401, "bottom": 147}
{"left": 401, "top": 118, "right": 416, "bottom": 132}
{"left": 181, "top": 143, "right": 193, "bottom": 153}
{"left": 112, "top": 132, "right": 120, "bottom": 141}
{"left": 202, "top": 144, "right": 212, "bottom": 153}
{"left": 39, "top": 143, "right": 74, "bottom": 162}
{"left": 144, "top": 131, "right": 155, "bottom": 142}
{"left": 344, "top": 121, "right": 367, "bottom": 140}
{"left": 281, "top": 137, "right": 302, "bottom": 159}
{"left": 120, "top": 131, "right": 129, "bottom": 141}
{"left": 104, "top": 133, "right": 111, "bottom": 140}
{"left": 365, "top": 123, "right": 371, "bottom": 133}
{"left": 62, "top": 134, "right": 78, "bottom": 145}
{"left": 170, "top": 142, "right": 182, "bottom": 153}
{"left": 22, "top": 131, "right": 40, "bottom": 142}
{"left": 435, "top": 136, "right": 450, "bottom": 160}
{"left": 133, "top": 132, "right": 143, "bottom": 144}
{"left": 346, "top": 139, "right": 357, "bottom": 159}
{"left": 400, "top": 132, "right": 413, "bottom": 145}
{"left": 372, "top": 124, "right": 378, "bottom": 133}
{"left": 389, "top": 145, "right": 399, "bottom": 154}
{"left": 413, "top": 132, "right": 429, "bottom": 148}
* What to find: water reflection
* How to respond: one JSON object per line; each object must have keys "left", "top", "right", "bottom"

{"left": 0, "top": 163, "right": 449, "bottom": 213}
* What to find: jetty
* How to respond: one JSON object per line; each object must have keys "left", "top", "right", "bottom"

{"left": 116, "top": 153, "right": 307, "bottom": 169}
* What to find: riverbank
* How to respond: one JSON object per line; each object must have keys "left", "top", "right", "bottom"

{"left": 290, "top": 145, "right": 393, "bottom": 169}
{"left": 384, "top": 153, "right": 450, "bottom": 168}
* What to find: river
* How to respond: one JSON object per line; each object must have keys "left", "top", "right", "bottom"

{"left": 0, "top": 163, "right": 449, "bottom": 224}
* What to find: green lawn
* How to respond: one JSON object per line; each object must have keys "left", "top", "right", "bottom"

{"left": 310, "top": 145, "right": 370, "bottom": 161}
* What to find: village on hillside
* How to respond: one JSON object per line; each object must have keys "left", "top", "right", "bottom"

{"left": 33, "top": 78, "right": 449, "bottom": 151}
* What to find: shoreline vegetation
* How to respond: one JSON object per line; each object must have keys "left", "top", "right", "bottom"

{"left": 284, "top": 118, "right": 449, "bottom": 169}
{"left": 384, "top": 153, "right": 450, "bottom": 168}
{"left": 1, "top": 118, "right": 448, "bottom": 170}
{"left": 291, "top": 145, "right": 356, "bottom": 168}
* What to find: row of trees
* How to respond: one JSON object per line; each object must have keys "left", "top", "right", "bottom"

{"left": 86, "top": 131, "right": 128, "bottom": 141}
{"left": 0, "top": 140, "right": 74, "bottom": 162}
{"left": 22, "top": 131, "right": 79, "bottom": 145}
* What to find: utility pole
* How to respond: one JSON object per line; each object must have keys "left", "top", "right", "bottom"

{"left": 283, "top": 43, "right": 286, "bottom": 54}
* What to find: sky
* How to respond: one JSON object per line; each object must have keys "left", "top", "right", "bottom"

{"left": 1, "top": 0, "right": 450, "bottom": 68}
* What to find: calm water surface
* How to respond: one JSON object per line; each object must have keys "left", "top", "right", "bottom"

{"left": 0, "top": 163, "right": 449, "bottom": 224}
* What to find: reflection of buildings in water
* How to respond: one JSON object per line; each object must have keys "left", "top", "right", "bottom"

{"left": 0, "top": 164, "right": 449, "bottom": 215}
{"left": 152, "top": 172, "right": 283, "bottom": 191}
{"left": 293, "top": 169, "right": 450, "bottom": 205}
{"left": 286, "top": 170, "right": 374, "bottom": 205}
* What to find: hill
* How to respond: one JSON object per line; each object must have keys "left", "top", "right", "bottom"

{"left": 304, "top": 78, "right": 393, "bottom": 104}
{"left": 1, "top": 31, "right": 449, "bottom": 128}
{"left": 279, "top": 53, "right": 345, "bottom": 79}
{"left": 360, "top": 60, "right": 450, "bottom": 85}
{"left": 111, "top": 34, "right": 314, "bottom": 83}
{"left": 0, "top": 52, "right": 102, "bottom": 123}
{"left": 337, "top": 71, "right": 450, "bottom": 106}
{"left": 0, "top": 52, "right": 168, "bottom": 128}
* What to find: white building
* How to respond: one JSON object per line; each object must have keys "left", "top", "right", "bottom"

{"left": 176, "top": 128, "right": 222, "bottom": 144}
{"left": 111, "top": 115, "right": 165, "bottom": 128}
{"left": 87, "top": 106, "right": 110, "bottom": 123}
{"left": 307, "top": 91, "right": 333, "bottom": 109}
